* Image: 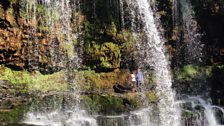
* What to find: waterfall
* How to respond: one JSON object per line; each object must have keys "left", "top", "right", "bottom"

{"left": 127, "top": 107, "right": 159, "bottom": 126}
{"left": 173, "top": 0, "right": 203, "bottom": 64}
{"left": 18, "top": 0, "right": 224, "bottom": 126}
{"left": 121, "top": 0, "right": 181, "bottom": 125}
{"left": 178, "top": 96, "right": 224, "bottom": 126}
{"left": 21, "top": 0, "right": 97, "bottom": 125}
{"left": 23, "top": 0, "right": 82, "bottom": 70}
{"left": 173, "top": 0, "right": 224, "bottom": 125}
{"left": 23, "top": 110, "right": 97, "bottom": 126}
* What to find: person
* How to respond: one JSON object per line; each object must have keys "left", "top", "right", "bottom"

{"left": 130, "top": 71, "right": 136, "bottom": 89}
{"left": 137, "top": 67, "right": 144, "bottom": 91}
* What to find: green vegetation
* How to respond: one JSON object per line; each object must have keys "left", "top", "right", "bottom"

{"left": 176, "top": 65, "right": 199, "bottom": 81}
{"left": 174, "top": 64, "right": 224, "bottom": 81}
{"left": 0, "top": 65, "right": 67, "bottom": 93}
{"left": 146, "top": 91, "right": 157, "bottom": 103}
{"left": 81, "top": 94, "right": 125, "bottom": 114}
{"left": 82, "top": 20, "right": 123, "bottom": 70}
{"left": 76, "top": 70, "right": 128, "bottom": 92}
{"left": 81, "top": 93, "right": 144, "bottom": 114}
{"left": 0, "top": 106, "right": 29, "bottom": 125}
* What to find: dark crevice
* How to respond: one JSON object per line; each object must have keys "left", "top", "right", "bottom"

{"left": 0, "top": 19, "right": 11, "bottom": 29}
{"left": 0, "top": 0, "right": 10, "bottom": 11}
{"left": 12, "top": 2, "right": 20, "bottom": 27}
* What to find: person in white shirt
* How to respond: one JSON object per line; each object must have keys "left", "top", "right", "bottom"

{"left": 130, "top": 71, "right": 136, "bottom": 88}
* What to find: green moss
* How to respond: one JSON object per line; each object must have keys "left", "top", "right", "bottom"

{"left": 0, "top": 106, "right": 29, "bottom": 125}
{"left": 204, "top": 66, "right": 213, "bottom": 76}
{"left": 100, "top": 62, "right": 112, "bottom": 69}
{"left": 99, "top": 42, "right": 121, "bottom": 69}
{"left": 0, "top": 65, "right": 32, "bottom": 85}
{"left": 174, "top": 65, "right": 221, "bottom": 81}
{"left": 9, "top": 0, "right": 17, "bottom": 3}
{"left": 36, "top": 4, "right": 50, "bottom": 33}
{"left": 63, "top": 42, "right": 74, "bottom": 59}
{"left": 125, "top": 93, "right": 142, "bottom": 108}
{"left": 176, "top": 65, "right": 199, "bottom": 81}
{"left": 81, "top": 94, "right": 139, "bottom": 114}
{"left": 84, "top": 42, "right": 121, "bottom": 70}
{"left": 76, "top": 70, "right": 129, "bottom": 92}
{"left": 182, "top": 111, "right": 192, "bottom": 119}
{"left": 38, "top": 22, "right": 50, "bottom": 33}
{"left": 0, "top": 65, "right": 67, "bottom": 93}
{"left": 146, "top": 91, "right": 157, "bottom": 103}
{"left": 81, "top": 94, "right": 123, "bottom": 114}
{"left": 105, "top": 21, "right": 117, "bottom": 37}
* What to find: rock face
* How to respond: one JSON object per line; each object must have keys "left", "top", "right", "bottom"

{"left": 210, "top": 67, "right": 224, "bottom": 105}
{"left": 0, "top": 0, "right": 127, "bottom": 73}
{"left": 0, "top": 80, "right": 28, "bottom": 109}
{"left": 0, "top": 1, "right": 23, "bottom": 69}
{"left": 0, "top": 1, "right": 66, "bottom": 73}
{"left": 190, "top": 0, "right": 224, "bottom": 64}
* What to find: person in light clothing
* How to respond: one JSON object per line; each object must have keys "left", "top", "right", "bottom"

{"left": 130, "top": 71, "right": 136, "bottom": 86}
{"left": 137, "top": 67, "right": 144, "bottom": 91}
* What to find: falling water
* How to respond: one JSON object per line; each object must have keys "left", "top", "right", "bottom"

{"left": 178, "top": 96, "right": 224, "bottom": 126}
{"left": 173, "top": 0, "right": 203, "bottom": 64}
{"left": 21, "top": 0, "right": 97, "bottom": 125}
{"left": 96, "top": 106, "right": 159, "bottom": 126}
{"left": 127, "top": 107, "right": 159, "bottom": 126}
{"left": 23, "top": 109, "right": 97, "bottom": 126}
{"left": 172, "top": 1, "right": 224, "bottom": 126}
{"left": 121, "top": 0, "right": 181, "bottom": 125}
{"left": 24, "top": 0, "right": 82, "bottom": 70}
{"left": 119, "top": 0, "right": 125, "bottom": 28}
{"left": 18, "top": 0, "right": 224, "bottom": 125}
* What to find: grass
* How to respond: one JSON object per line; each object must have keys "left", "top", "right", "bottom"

{"left": 0, "top": 65, "right": 68, "bottom": 93}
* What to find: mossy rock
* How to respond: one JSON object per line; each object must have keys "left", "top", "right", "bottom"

{"left": 0, "top": 106, "right": 29, "bottom": 125}
{"left": 76, "top": 70, "right": 129, "bottom": 92}
{"left": 0, "top": 65, "right": 68, "bottom": 93}
{"left": 174, "top": 64, "right": 214, "bottom": 81}
{"left": 99, "top": 42, "right": 121, "bottom": 69}
{"left": 0, "top": 5, "right": 5, "bottom": 19}
{"left": 84, "top": 42, "right": 121, "bottom": 71}
{"left": 81, "top": 93, "right": 144, "bottom": 115}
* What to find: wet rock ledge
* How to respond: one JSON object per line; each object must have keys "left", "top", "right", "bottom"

{"left": 0, "top": 80, "right": 29, "bottom": 110}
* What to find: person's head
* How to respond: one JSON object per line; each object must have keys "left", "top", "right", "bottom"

{"left": 138, "top": 68, "right": 141, "bottom": 72}
{"left": 130, "top": 71, "right": 133, "bottom": 74}
{"left": 138, "top": 65, "right": 142, "bottom": 70}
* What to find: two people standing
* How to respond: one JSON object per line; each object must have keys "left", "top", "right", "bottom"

{"left": 130, "top": 67, "right": 144, "bottom": 92}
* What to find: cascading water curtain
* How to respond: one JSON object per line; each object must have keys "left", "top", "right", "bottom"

{"left": 121, "top": 0, "right": 182, "bottom": 125}
{"left": 24, "top": 0, "right": 82, "bottom": 91}
{"left": 172, "top": 0, "right": 224, "bottom": 125}
{"left": 173, "top": 0, "right": 203, "bottom": 64}
{"left": 21, "top": 0, "right": 97, "bottom": 126}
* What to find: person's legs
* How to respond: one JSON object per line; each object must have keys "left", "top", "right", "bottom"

{"left": 136, "top": 81, "right": 140, "bottom": 92}
{"left": 139, "top": 82, "right": 142, "bottom": 92}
